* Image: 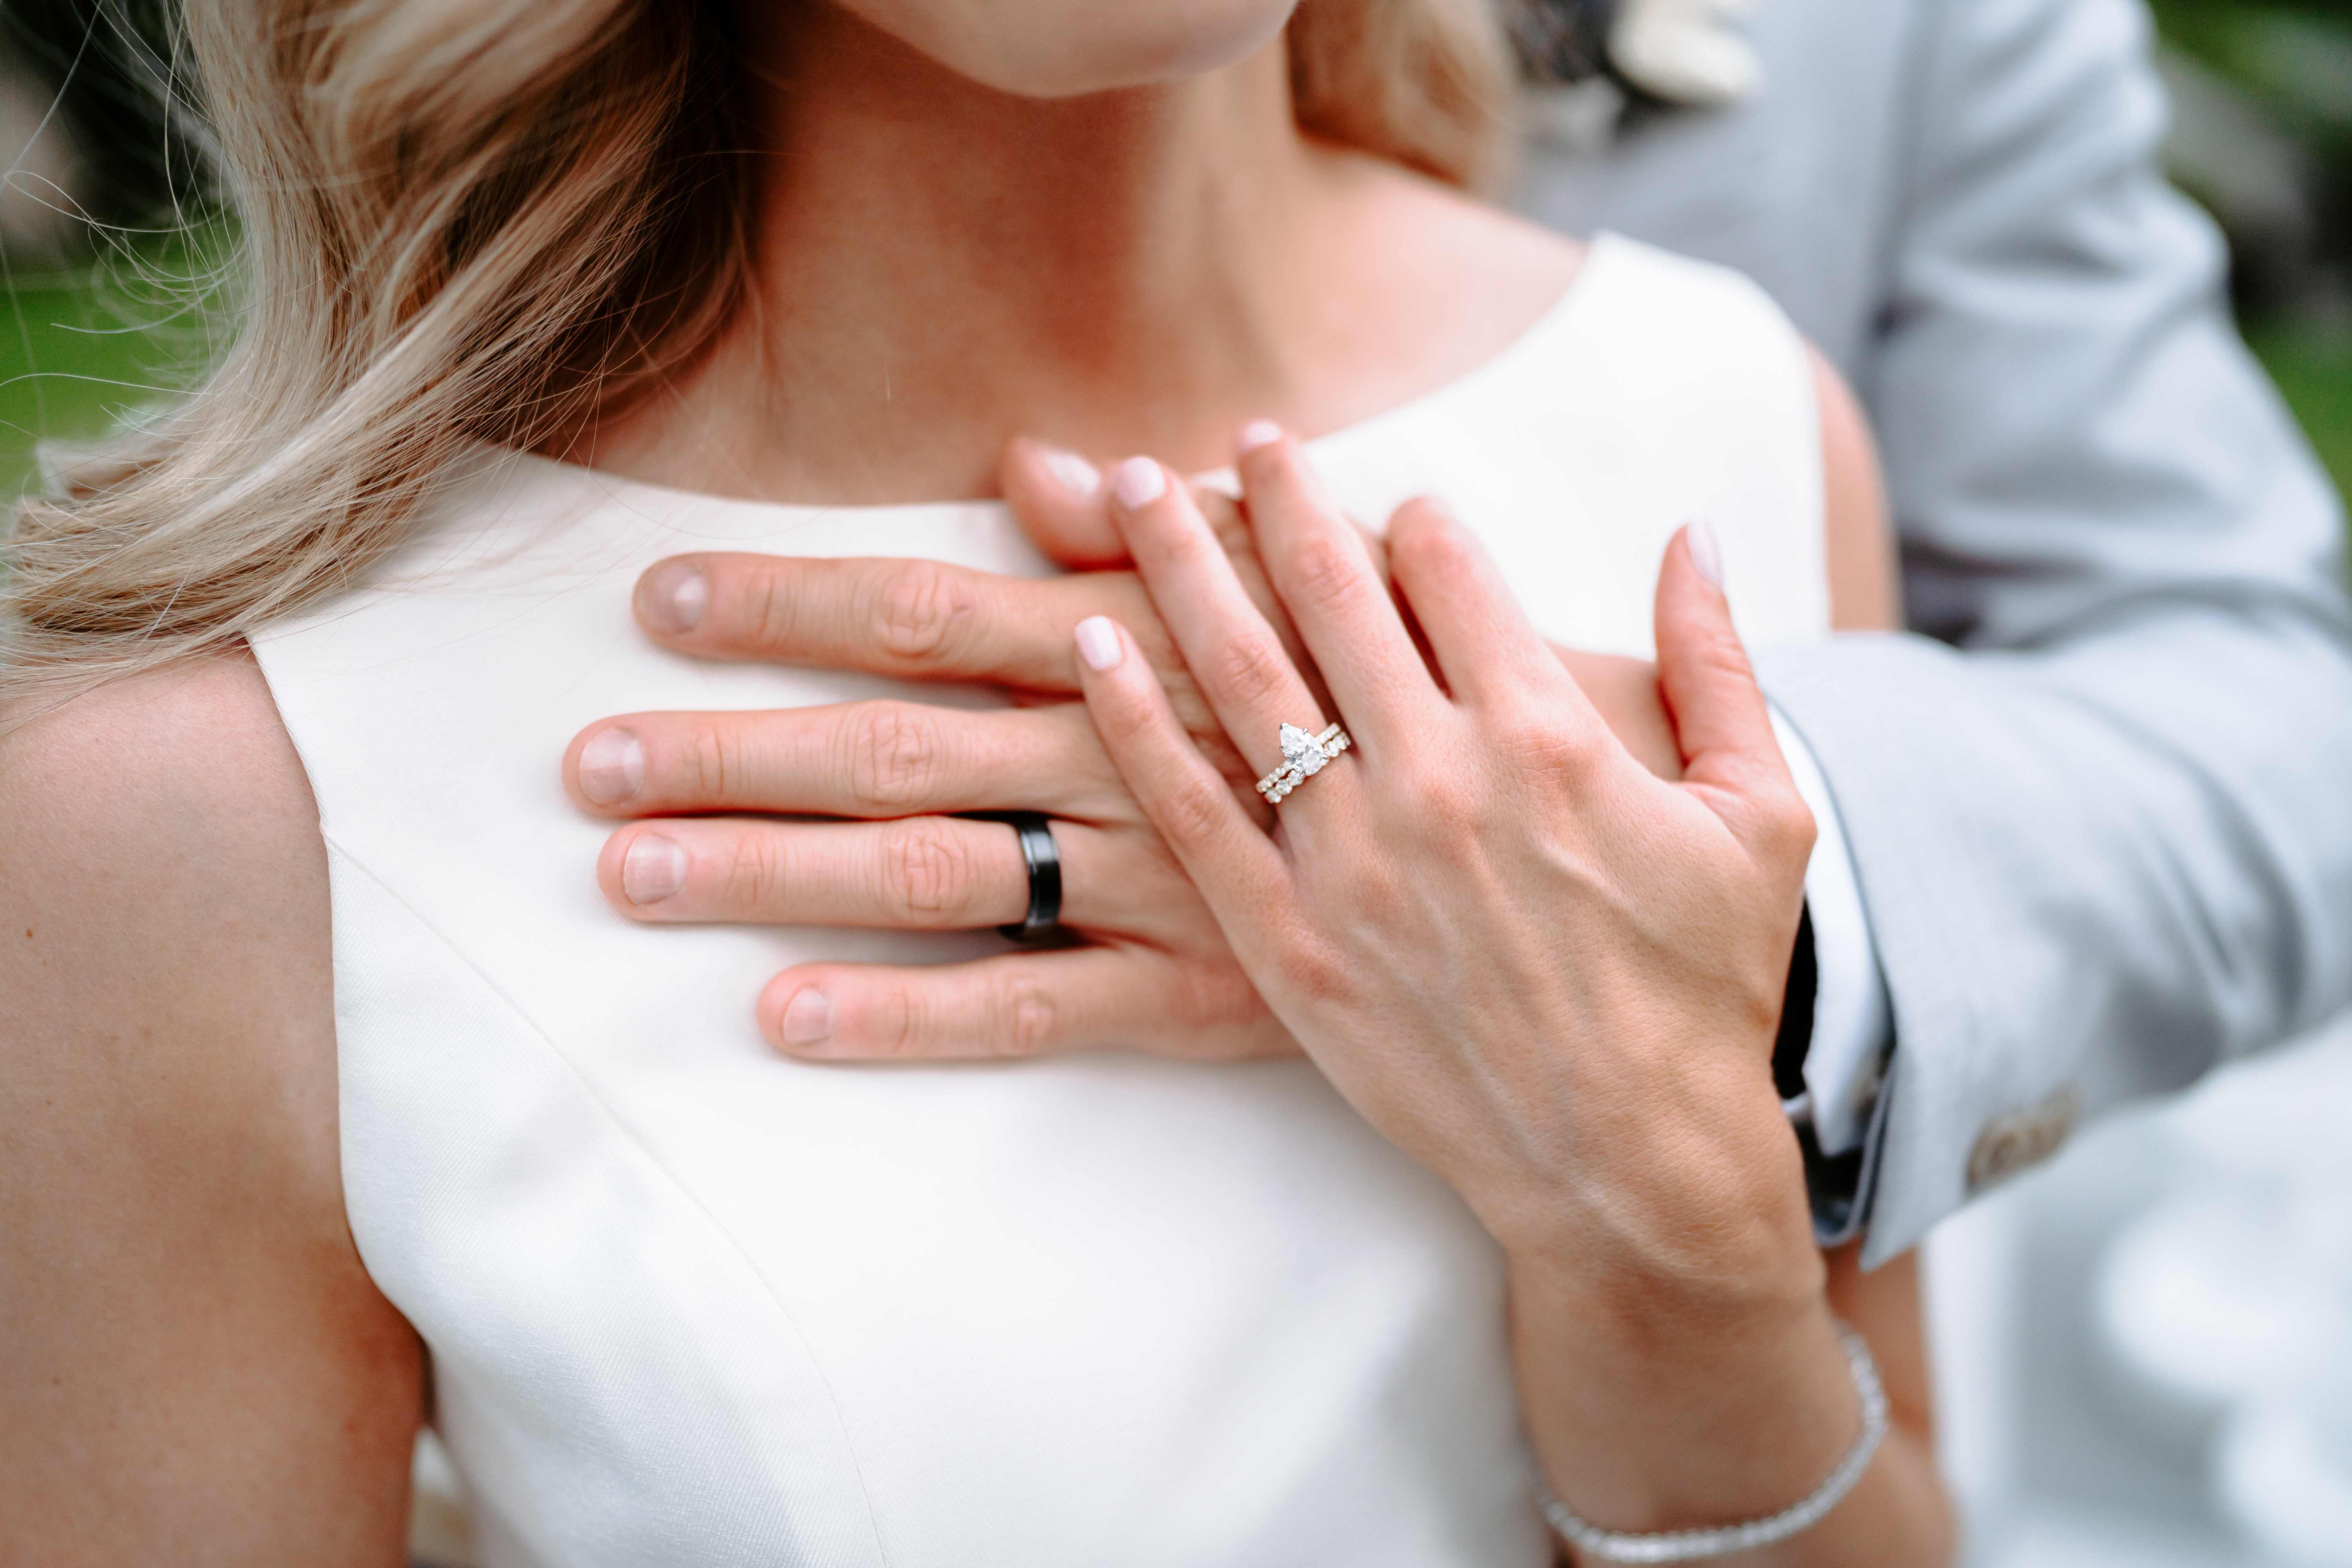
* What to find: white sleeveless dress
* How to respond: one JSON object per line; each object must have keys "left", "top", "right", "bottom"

{"left": 251, "top": 234, "right": 1827, "bottom": 1568}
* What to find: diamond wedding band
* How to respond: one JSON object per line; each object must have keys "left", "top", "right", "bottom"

{"left": 1256, "top": 722, "right": 1350, "bottom": 804}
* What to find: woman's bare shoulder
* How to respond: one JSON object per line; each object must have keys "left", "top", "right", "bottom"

{"left": 0, "top": 647, "right": 421, "bottom": 1560}
{"left": 1, "top": 646, "right": 330, "bottom": 1102}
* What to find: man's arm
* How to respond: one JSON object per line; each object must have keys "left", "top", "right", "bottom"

{"left": 1757, "top": 0, "right": 2352, "bottom": 1264}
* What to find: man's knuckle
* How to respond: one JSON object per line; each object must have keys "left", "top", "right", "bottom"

{"left": 993, "top": 971, "right": 1061, "bottom": 1055}
{"left": 846, "top": 704, "right": 945, "bottom": 812}
{"left": 880, "top": 819, "right": 972, "bottom": 921}
{"left": 875, "top": 561, "right": 970, "bottom": 666}
{"left": 1175, "top": 960, "right": 1268, "bottom": 1031}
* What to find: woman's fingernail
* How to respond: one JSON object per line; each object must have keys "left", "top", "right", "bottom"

{"left": 638, "top": 560, "right": 708, "bottom": 635}
{"left": 1111, "top": 456, "right": 1166, "bottom": 510}
{"left": 1041, "top": 446, "right": 1101, "bottom": 497}
{"left": 1074, "top": 615, "right": 1124, "bottom": 672}
{"left": 1687, "top": 519, "right": 1725, "bottom": 588}
{"left": 579, "top": 727, "right": 646, "bottom": 805}
{"left": 780, "top": 986, "right": 834, "bottom": 1047}
{"left": 621, "top": 833, "right": 688, "bottom": 905}
{"left": 1236, "top": 419, "right": 1283, "bottom": 454}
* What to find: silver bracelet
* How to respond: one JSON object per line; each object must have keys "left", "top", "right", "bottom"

{"left": 1533, "top": 1319, "right": 1889, "bottom": 1563}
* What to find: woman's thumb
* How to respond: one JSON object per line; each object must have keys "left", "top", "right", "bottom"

{"left": 1001, "top": 437, "right": 1129, "bottom": 568}
{"left": 1654, "top": 523, "right": 1812, "bottom": 853}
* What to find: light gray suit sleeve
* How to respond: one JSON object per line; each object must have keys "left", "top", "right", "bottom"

{"left": 1748, "top": 0, "right": 2352, "bottom": 1265}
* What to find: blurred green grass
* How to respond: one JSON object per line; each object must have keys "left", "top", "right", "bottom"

{"left": 2251, "top": 324, "right": 2352, "bottom": 504}
{"left": 0, "top": 263, "right": 196, "bottom": 493}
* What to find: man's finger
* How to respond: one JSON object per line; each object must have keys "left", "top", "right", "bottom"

{"left": 632, "top": 552, "right": 1166, "bottom": 691}
{"left": 596, "top": 815, "right": 1171, "bottom": 932}
{"left": 758, "top": 946, "right": 1292, "bottom": 1062}
{"left": 1002, "top": 436, "right": 1125, "bottom": 568}
{"left": 563, "top": 701, "right": 1122, "bottom": 820}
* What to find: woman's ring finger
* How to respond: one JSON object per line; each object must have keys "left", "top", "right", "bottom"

{"left": 1255, "top": 722, "right": 1351, "bottom": 804}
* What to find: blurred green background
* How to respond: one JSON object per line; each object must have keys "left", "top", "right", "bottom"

{"left": 0, "top": 2, "right": 2346, "bottom": 505}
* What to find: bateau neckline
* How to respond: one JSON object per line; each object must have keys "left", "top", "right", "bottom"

{"left": 503, "top": 232, "right": 1630, "bottom": 520}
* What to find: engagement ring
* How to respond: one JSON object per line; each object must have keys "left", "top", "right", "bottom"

{"left": 1256, "top": 722, "right": 1349, "bottom": 804}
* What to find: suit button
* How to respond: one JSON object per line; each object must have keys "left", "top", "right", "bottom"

{"left": 1967, "top": 1087, "right": 2080, "bottom": 1193}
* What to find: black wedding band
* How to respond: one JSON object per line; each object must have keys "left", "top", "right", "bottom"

{"left": 962, "top": 811, "right": 1063, "bottom": 941}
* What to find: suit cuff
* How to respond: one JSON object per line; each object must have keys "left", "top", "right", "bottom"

{"left": 1771, "top": 707, "right": 1892, "bottom": 1156}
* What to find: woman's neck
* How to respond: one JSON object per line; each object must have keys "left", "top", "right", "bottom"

{"left": 574, "top": 4, "right": 1580, "bottom": 506}
{"left": 582, "top": 8, "right": 1330, "bottom": 503}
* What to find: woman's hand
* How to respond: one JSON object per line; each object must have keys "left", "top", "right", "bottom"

{"left": 1073, "top": 431, "right": 1815, "bottom": 1279}
{"left": 1071, "top": 431, "right": 1951, "bottom": 1563}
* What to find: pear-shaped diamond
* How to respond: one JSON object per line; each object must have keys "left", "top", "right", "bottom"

{"left": 1279, "top": 722, "right": 1328, "bottom": 768}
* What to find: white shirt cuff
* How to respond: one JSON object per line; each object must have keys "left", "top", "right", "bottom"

{"left": 1770, "top": 706, "right": 1891, "bottom": 1156}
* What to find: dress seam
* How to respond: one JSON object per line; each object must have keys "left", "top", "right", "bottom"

{"left": 320, "top": 831, "right": 894, "bottom": 1567}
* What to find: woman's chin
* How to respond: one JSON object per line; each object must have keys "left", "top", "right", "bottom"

{"left": 848, "top": 0, "right": 1298, "bottom": 99}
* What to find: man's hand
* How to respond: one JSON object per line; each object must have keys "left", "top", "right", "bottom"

{"left": 562, "top": 437, "right": 1679, "bottom": 1060}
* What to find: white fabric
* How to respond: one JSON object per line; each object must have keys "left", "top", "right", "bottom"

{"left": 250, "top": 233, "right": 1829, "bottom": 1568}
{"left": 1771, "top": 710, "right": 1891, "bottom": 1156}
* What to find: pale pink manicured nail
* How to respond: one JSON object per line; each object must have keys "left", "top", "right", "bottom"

{"left": 638, "top": 560, "right": 708, "bottom": 635}
{"left": 1688, "top": 519, "right": 1725, "bottom": 588}
{"left": 1040, "top": 446, "right": 1101, "bottom": 497}
{"left": 1236, "top": 419, "right": 1283, "bottom": 454}
{"left": 579, "top": 727, "right": 646, "bottom": 806}
{"left": 1074, "top": 615, "right": 1124, "bottom": 672}
{"left": 621, "top": 833, "right": 688, "bottom": 905}
{"left": 780, "top": 986, "right": 834, "bottom": 1047}
{"left": 1111, "top": 456, "right": 1167, "bottom": 510}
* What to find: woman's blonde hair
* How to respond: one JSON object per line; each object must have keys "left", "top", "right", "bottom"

{"left": 0, "top": 0, "right": 1514, "bottom": 705}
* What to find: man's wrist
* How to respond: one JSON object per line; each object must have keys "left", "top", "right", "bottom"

{"left": 1768, "top": 706, "right": 1894, "bottom": 1246}
{"left": 1768, "top": 707, "right": 1891, "bottom": 1152}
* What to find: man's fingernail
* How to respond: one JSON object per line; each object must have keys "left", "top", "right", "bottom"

{"left": 1074, "top": 615, "right": 1124, "bottom": 672}
{"left": 1041, "top": 446, "right": 1100, "bottom": 497}
{"left": 1236, "top": 419, "right": 1283, "bottom": 454}
{"left": 638, "top": 560, "right": 708, "bottom": 635}
{"left": 579, "top": 727, "right": 646, "bottom": 806}
{"left": 621, "top": 833, "right": 688, "bottom": 905}
{"left": 780, "top": 986, "right": 834, "bottom": 1047}
{"left": 1111, "top": 456, "right": 1166, "bottom": 510}
{"left": 1687, "top": 519, "right": 1725, "bottom": 588}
